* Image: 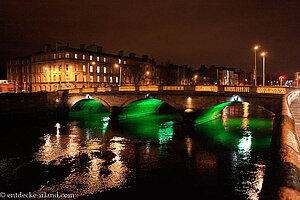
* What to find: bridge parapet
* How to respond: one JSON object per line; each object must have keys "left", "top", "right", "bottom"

{"left": 262, "top": 90, "right": 300, "bottom": 199}
{"left": 67, "top": 85, "right": 293, "bottom": 95}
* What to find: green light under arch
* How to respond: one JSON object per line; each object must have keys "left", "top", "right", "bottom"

{"left": 195, "top": 101, "right": 233, "bottom": 126}
{"left": 119, "top": 98, "right": 172, "bottom": 120}
{"left": 69, "top": 99, "right": 109, "bottom": 117}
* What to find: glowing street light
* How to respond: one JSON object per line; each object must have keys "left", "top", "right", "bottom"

{"left": 115, "top": 64, "right": 122, "bottom": 86}
{"left": 279, "top": 76, "right": 285, "bottom": 87}
{"left": 194, "top": 75, "right": 198, "bottom": 85}
{"left": 261, "top": 52, "right": 267, "bottom": 86}
{"left": 146, "top": 71, "right": 150, "bottom": 75}
{"left": 253, "top": 45, "right": 259, "bottom": 86}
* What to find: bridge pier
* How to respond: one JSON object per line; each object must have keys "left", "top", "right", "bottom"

{"left": 109, "top": 106, "right": 123, "bottom": 121}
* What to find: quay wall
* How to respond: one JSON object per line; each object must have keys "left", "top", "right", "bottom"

{"left": 262, "top": 90, "right": 300, "bottom": 199}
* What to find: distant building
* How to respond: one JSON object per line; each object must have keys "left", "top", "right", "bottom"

{"left": 192, "top": 65, "right": 252, "bottom": 86}
{"left": 7, "top": 42, "right": 156, "bottom": 92}
{"left": 0, "top": 80, "right": 13, "bottom": 93}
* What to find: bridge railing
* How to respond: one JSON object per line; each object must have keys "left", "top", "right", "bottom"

{"left": 67, "top": 85, "right": 292, "bottom": 95}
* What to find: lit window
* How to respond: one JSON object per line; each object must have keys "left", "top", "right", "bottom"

{"left": 83, "top": 54, "right": 86, "bottom": 59}
{"left": 103, "top": 67, "right": 107, "bottom": 73}
{"left": 90, "top": 55, "right": 93, "bottom": 60}
{"left": 118, "top": 59, "right": 121, "bottom": 64}
{"left": 90, "top": 76, "right": 93, "bottom": 82}
{"left": 97, "top": 56, "right": 100, "bottom": 61}
{"left": 116, "top": 76, "right": 119, "bottom": 83}
{"left": 66, "top": 53, "right": 69, "bottom": 58}
{"left": 104, "top": 76, "right": 107, "bottom": 82}
{"left": 97, "top": 76, "right": 100, "bottom": 82}
{"left": 110, "top": 76, "right": 113, "bottom": 83}
{"left": 90, "top": 65, "right": 93, "bottom": 72}
{"left": 54, "top": 54, "right": 56, "bottom": 59}
{"left": 83, "top": 75, "right": 86, "bottom": 82}
{"left": 124, "top": 60, "right": 126, "bottom": 64}
{"left": 75, "top": 53, "right": 78, "bottom": 59}
{"left": 104, "top": 57, "right": 106, "bottom": 62}
{"left": 83, "top": 65, "right": 86, "bottom": 72}
{"left": 97, "top": 66, "right": 100, "bottom": 73}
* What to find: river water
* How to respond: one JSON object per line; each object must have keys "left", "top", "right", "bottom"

{"left": 0, "top": 102, "right": 273, "bottom": 199}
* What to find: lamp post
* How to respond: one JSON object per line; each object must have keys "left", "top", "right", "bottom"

{"left": 115, "top": 64, "right": 122, "bottom": 86}
{"left": 279, "top": 76, "right": 285, "bottom": 87}
{"left": 194, "top": 75, "right": 198, "bottom": 85}
{"left": 146, "top": 71, "right": 150, "bottom": 85}
{"left": 254, "top": 46, "right": 259, "bottom": 86}
{"left": 261, "top": 52, "right": 266, "bottom": 86}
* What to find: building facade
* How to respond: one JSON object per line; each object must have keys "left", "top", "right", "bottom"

{"left": 7, "top": 43, "right": 156, "bottom": 92}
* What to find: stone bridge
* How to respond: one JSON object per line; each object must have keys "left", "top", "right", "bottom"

{"left": 61, "top": 85, "right": 294, "bottom": 115}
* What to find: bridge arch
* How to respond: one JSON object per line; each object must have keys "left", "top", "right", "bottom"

{"left": 119, "top": 97, "right": 177, "bottom": 120}
{"left": 70, "top": 99, "right": 110, "bottom": 114}
{"left": 67, "top": 94, "right": 112, "bottom": 111}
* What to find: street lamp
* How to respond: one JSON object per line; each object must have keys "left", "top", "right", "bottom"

{"left": 115, "top": 64, "right": 122, "bottom": 86}
{"left": 194, "top": 75, "right": 198, "bottom": 85}
{"left": 261, "top": 52, "right": 267, "bottom": 86}
{"left": 253, "top": 45, "right": 259, "bottom": 86}
{"left": 279, "top": 76, "right": 285, "bottom": 87}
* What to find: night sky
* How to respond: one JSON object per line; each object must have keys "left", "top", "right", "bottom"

{"left": 1, "top": 0, "right": 299, "bottom": 79}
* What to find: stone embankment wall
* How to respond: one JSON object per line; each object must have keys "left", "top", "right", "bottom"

{"left": 262, "top": 90, "right": 300, "bottom": 199}
{"left": 0, "top": 91, "right": 67, "bottom": 123}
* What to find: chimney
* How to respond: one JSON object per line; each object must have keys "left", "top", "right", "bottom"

{"left": 118, "top": 50, "right": 124, "bottom": 57}
{"left": 55, "top": 42, "right": 62, "bottom": 51}
{"left": 44, "top": 44, "right": 51, "bottom": 53}
{"left": 97, "top": 46, "right": 103, "bottom": 53}
{"left": 129, "top": 52, "right": 135, "bottom": 58}
{"left": 80, "top": 44, "right": 85, "bottom": 50}
{"left": 142, "top": 55, "right": 149, "bottom": 60}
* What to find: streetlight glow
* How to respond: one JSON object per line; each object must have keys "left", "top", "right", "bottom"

{"left": 115, "top": 64, "right": 121, "bottom": 86}
{"left": 261, "top": 52, "right": 267, "bottom": 86}
{"left": 253, "top": 45, "right": 260, "bottom": 86}
{"left": 146, "top": 71, "right": 150, "bottom": 75}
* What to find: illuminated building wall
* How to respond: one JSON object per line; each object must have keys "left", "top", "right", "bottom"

{"left": 295, "top": 72, "right": 300, "bottom": 88}
{"left": 7, "top": 43, "right": 156, "bottom": 92}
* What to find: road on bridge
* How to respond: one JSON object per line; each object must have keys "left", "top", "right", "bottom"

{"left": 291, "top": 97, "right": 300, "bottom": 136}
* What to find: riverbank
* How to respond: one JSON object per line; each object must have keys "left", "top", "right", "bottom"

{"left": 261, "top": 90, "right": 300, "bottom": 199}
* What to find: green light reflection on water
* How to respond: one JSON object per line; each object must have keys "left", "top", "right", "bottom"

{"left": 69, "top": 99, "right": 110, "bottom": 135}
{"left": 195, "top": 117, "right": 272, "bottom": 149}
{"left": 69, "top": 114, "right": 110, "bottom": 135}
{"left": 195, "top": 103, "right": 273, "bottom": 199}
{"left": 119, "top": 114, "right": 180, "bottom": 144}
